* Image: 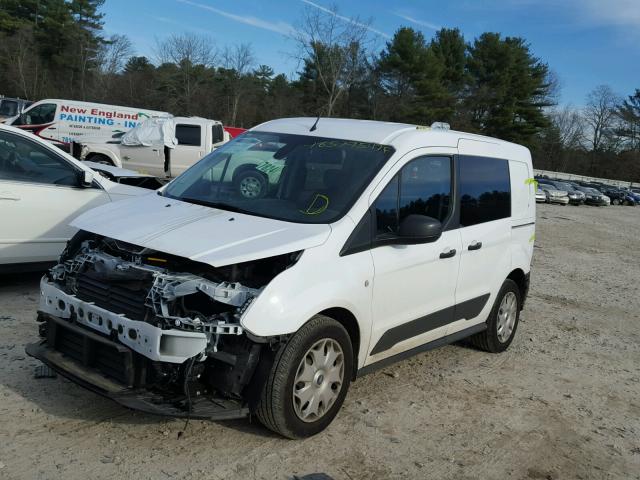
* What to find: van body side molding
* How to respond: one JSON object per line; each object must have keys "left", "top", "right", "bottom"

{"left": 369, "top": 293, "right": 490, "bottom": 355}
{"left": 358, "top": 323, "right": 487, "bottom": 377}
{"left": 512, "top": 221, "right": 535, "bottom": 229}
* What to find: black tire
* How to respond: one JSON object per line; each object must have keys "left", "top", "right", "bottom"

{"left": 256, "top": 315, "right": 353, "bottom": 439}
{"left": 612, "top": 198, "right": 620, "bottom": 206}
{"left": 469, "top": 279, "right": 521, "bottom": 353}
{"left": 234, "top": 169, "right": 268, "bottom": 199}
{"left": 86, "top": 153, "right": 114, "bottom": 166}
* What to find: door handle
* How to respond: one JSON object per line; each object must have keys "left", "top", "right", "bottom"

{"left": 439, "top": 248, "right": 457, "bottom": 259}
{"left": 468, "top": 241, "right": 483, "bottom": 251}
{"left": 0, "top": 192, "right": 20, "bottom": 201}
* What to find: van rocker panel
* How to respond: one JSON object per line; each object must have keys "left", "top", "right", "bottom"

{"left": 370, "top": 293, "right": 490, "bottom": 355}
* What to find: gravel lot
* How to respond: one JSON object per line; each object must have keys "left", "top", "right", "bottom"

{"left": 1, "top": 203, "right": 639, "bottom": 480}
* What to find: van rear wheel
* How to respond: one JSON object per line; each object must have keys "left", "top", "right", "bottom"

{"left": 256, "top": 315, "right": 353, "bottom": 439}
{"left": 469, "top": 279, "right": 521, "bottom": 353}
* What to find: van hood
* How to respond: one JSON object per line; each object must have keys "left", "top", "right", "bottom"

{"left": 70, "top": 193, "right": 331, "bottom": 267}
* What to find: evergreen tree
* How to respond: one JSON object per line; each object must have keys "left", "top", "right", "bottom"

{"left": 616, "top": 89, "right": 640, "bottom": 151}
{"left": 465, "top": 33, "right": 553, "bottom": 143}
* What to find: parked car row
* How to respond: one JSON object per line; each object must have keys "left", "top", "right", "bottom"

{"left": 534, "top": 176, "right": 639, "bottom": 207}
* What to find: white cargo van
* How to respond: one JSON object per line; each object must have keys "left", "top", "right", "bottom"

{"left": 26, "top": 118, "right": 535, "bottom": 439}
{"left": 6, "top": 99, "right": 167, "bottom": 151}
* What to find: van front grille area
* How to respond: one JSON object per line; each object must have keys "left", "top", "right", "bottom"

{"left": 75, "top": 272, "right": 149, "bottom": 321}
{"left": 48, "top": 318, "right": 134, "bottom": 386}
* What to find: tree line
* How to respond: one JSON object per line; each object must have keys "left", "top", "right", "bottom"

{"left": 1, "top": 0, "right": 639, "bottom": 181}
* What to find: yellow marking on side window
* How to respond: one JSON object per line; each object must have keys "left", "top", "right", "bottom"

{"left": 525, "top": 178, "right": 538, "bottom": 188}
{"left": 529, "top": 234, "right": 536, "bottom": 243}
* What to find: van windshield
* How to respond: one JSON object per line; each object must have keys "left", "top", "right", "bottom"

{"left": 164, "top": 131, "right": 395, "bottom": 224}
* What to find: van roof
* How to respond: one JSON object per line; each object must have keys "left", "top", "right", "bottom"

{"left": 252, "top": 117, "right": 529, "bottom": 156}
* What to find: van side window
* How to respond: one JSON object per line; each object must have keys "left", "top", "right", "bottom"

{"left": 375, "top": 156, "right": 452, "bottom": 237}
{"left": 176, "top": 124, "right": 201, "bottom": 146}
{"left": 0, "top": 131, "right": 79, "bottom": 186}
{"left": 459, "top": 156, "right": 511, "bottom": 227}
{"left": 14, "top": 103, "right": 56, "bottom": 126}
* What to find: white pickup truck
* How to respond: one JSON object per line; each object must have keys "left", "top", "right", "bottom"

{"left": 80, "top": 116, "right": 229, "bottom": 177}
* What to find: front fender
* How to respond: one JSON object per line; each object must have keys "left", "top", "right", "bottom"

{"left": 240, "top": 245, "right": 374, "bottom": 369}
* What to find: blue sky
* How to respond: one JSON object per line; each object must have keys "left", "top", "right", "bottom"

{"left": 102, "top": 0, "right": 640, "bottom": 106}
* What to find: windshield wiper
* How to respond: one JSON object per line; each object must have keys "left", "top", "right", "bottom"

{"left": 178, "top": 197, "right": 254, "bottom": 215}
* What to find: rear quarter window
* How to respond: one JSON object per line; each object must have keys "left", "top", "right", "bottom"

{"left": 459, "top": 156, "right": 511, "bottom": 227}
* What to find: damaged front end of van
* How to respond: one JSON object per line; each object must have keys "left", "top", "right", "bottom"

{"left": 26, "top": 232, "right": 301, "bottom": 419}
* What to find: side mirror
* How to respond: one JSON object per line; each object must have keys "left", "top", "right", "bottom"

{"left": 398, "top": 215, "right": 442, "bottom": 244}
{"left": 80, "top": 170, "right": 94, "bottom": 187}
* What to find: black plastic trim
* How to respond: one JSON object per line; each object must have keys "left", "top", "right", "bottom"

{"left": 521, "top": 272, "right": 530, "bottom": 309}
{"left": 340, "top": 209, "right": 373, "bottom": 256}
{"left": 512, "top": 221, "right": 535, "bottom": 229}
{"left": 369, "top": 293, "right": 490, "bottom": 355}
{"left": 357, "top": 323, "right": 487, "bottom": 377}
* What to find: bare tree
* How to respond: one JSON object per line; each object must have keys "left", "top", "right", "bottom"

{"left": 584, "top": 85, "right": 620, "bottom": 152}
{"left": 550, "top": 106, "right": 585, "bottom": 150}
{"left": 156, "top": 33, "right": 217, "bottom": 114}
{"left": 95, "top": 34, "right": 134, "bottom": 99}
{"left": 98, "top": 34, "right": 134, "bottom": 76}
{"left": 221, "top": 43, "right": 256, "bottom": 126}
{"left": 222, "top": 43, "right": 255, "bottom": 76}
{"left": 0, "top": 28, "right": 43, "bottom": 99}
{"left": 292, "top": 4, "right": 372, "bottom": 116}
{"left": 546, "top": 105, "right": 585, "bottom": 172}
{"left": 156, "top": 32, "right": 217, "bottom": 67}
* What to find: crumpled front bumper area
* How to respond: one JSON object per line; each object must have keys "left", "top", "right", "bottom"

{"left": 26, "top": 314, "right": 249, "bottom": 420}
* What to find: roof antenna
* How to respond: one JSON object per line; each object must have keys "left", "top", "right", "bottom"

{"left": 310, "top": 106, "right": 324, "bottom": 132}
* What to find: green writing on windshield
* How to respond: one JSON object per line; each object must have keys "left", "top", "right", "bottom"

{"left": 304, "top": 140, "right": 393, "bottom": 154}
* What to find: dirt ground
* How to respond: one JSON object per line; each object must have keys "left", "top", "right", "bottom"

{"left": 1, "top": 202, "right": 639, "bottom": 480}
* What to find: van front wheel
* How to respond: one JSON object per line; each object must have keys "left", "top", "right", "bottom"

{"left": 470, "top": 279, "right": 521, "bottom": 353}
{"left": 235, "top": 170, "right": 268, "bottom": 199}
{"left": 256, "top": 315, "right": 353, "bottom": 439}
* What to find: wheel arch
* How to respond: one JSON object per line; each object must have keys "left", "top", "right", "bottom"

{"left": 507, "top": 268, "right": 529, "bottom": 310}
{"left": 86, "top": 151, "right": 119, "bottom": 167}
{"left": 319, "top": 307, "right": 361, "bottom": 380}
